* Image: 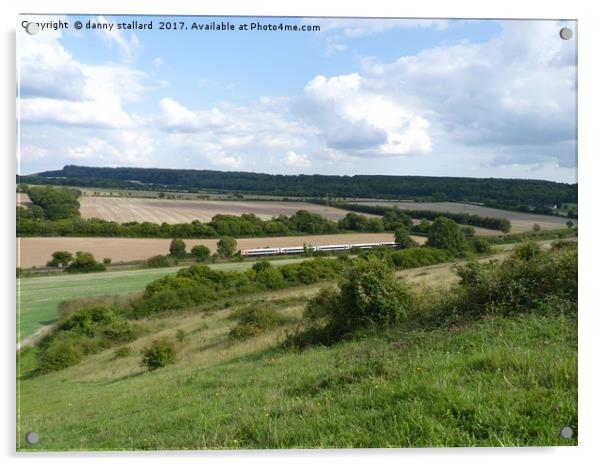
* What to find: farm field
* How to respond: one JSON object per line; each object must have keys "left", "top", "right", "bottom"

{"left": 19, "top": 238, "right": 566, "bottom": 345}
{"left": 18, "top": 233, "right": 413, "bottom": 268}
{"left": 79, "top": 197, "right": 366, "bottom": 224}
{"left": 17, "top": 192, "right": 32, "bottom": 206}
{"left": 356, "top": 201, "right": 574, "bottom": 232}
{"left": 17, "top": 257, "right": 315, "bottom": 343}
{"left": 17, "top": 241, "right": 577, "bottom": 450}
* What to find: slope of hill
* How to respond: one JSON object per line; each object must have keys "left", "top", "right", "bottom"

{"left": 20, "top": 165, "right": 577, "bottom": 207}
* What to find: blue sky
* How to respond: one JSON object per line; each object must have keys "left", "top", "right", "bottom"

{"left": 18, "top": 16, "right": 577, "bottom": 182}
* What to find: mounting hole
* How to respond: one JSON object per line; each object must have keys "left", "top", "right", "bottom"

{"left": 25, "top": 431, "right": 39, "bottom": 444}
{"left": 560, "top": 426, "right": 573, "bottom": 438}
{"left": 559, "top": 27, "right": 573, "bottom": 40}
{"left": 25, "top": 22, "right": 39, "bottom": 35}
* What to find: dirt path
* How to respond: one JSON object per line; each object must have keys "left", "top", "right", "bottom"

{"left": 17, "top": 323, "right": 57, "bottom": 351}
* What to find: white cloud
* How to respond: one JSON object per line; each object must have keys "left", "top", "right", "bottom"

{"left": 159, "top": 97, "right": 202, "bottom": 131}
{"left": 325, "top": 41, "right": 347, "bottom": 57}
{"left": 360, "top": 20, "right": 577, "bottom": 167}
{"left": 67, "top": 131, "right": 153, "bottom": 164}
{"left": 156, "top": 98, "right": 313, "bottom": 170}
{"left": 18, "top": 20, "right": 160, "bottom": 130}
{"left": 96, "top": 16, "right": 140, "bottom": 61}
{"left": 294, "top": 73, "right": 432, "bottom": 158}
{"left": 285, "top": 151, "right": 311, "bottom": 168}
{"left": 152, "top": 57, "right": 163, "bottom": 66}
{"left": 20, "top": 145, "right": 49, "bottom": 160}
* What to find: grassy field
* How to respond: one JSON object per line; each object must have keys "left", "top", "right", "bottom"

{"left": 18, "top": 233, "right": 411, "bottom": 268}
{"left": 17, "top": 243, "right": 577, "bottom": 450}
{"left": 17, "top": 257, "right": 313, "bottom": 343}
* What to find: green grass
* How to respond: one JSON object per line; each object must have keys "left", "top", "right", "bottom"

{"left": 17, "top": 308, "right": 577, "bottom": 450}
{"left": 16, "top": 257, "right": 313, "bottom": 343}
{"left": 16, "top": 243, "right": 577, "bottom": 450}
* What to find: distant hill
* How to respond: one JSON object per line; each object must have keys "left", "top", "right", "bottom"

{"left": 18, "top": 165, "right": 577, "bottom": 207}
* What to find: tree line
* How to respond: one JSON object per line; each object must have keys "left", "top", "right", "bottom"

{"left": 323, "top": 202, "right": 512, "bottom": 233}
{"left": 19, "top": 164, "right": 577, "bottom": 208}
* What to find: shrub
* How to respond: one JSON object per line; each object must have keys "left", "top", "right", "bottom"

{"left": 103, "top": 257, "right": 112, "bottom": 265}
{"left": 46, "top": 250, "right": 73, "bottom": 267}
{"left": 471, "top": 238, "right": 492, "bottom": 254}
{"left": 190, "top": 244, "right": 211, "bottom": 262}
{"left": 426, "top": 217, "right": 467, "bottom": 255}
{"left": 461, "top": 226, "right": 476, "bottom": 237}
{"left": 145, "top": 254, "right": 170, "bottom": 268}
{"left": 252, "top": 260, "right": 272, "bottom": 273}
{"left": 37, "top": 339, "right": 82, "bottom": 373}
{"left": 141, "top": 339, "right": 176, "bottom": 371}
{"left": 16, "top": 267, "right": 23, "bottom": 278}
{"left": 338, "top": 258, "right": 415, "bottom": 328}
{"left": 512, "top": 241, "right": 542, "bottom": 261}
{"left": 65, "top": 251, "right": 106, "bottom": 273}
{"left": 394, "top": 226, "right": 417, "bottom": 249}
{"left": 255, "top": 267, "right": 286, "bottom": 290}
{"left": 390, "top": 247, "right": 451, "bottom": 269}
{"left": 169, "top": 239, "right": 187, "bottom": 258}
{"left": 452, "top": 244, "right": 577, "bottom": 318}
{"left": 217, "top": 236, "right": 237, "bottom": 258}
{"left": 176, "top": 329, "right": 186, "bottom": 342}
{"left": 287, "top": 259, "right": 415, "bottom": 348}
{"left": 59, "top": 306, "right": 138, "bottom": 342}
{"left": 229, "top": 303, "right": 289, "bottom": 340}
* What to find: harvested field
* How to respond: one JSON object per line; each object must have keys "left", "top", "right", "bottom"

{"left": 17, "top": 193, "right": 32, "bottom": 207}
{"left": 79, "top": 197, "right": 367, "bottom": 224}
{"left": 358, "top": 201, "right": 574, "bottom": 233}
{"left": 18, "top": 233, "right": 423, "bottom": 268}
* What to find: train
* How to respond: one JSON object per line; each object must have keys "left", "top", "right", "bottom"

{"left": 240, "top": 241, "right": 397, "bottom": 257}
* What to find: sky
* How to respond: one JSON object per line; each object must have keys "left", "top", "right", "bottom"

{"left": 17, "top": 16, "right": 577, "bottom": 183}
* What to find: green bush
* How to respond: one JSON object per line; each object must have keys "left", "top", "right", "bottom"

{"left": 190, "top": 244, "right": 210, "bottom": 262}
{"left": 426, "top": 217, "right": 467, "bottom": 255}
{"left": 103, "top": 257, "right": 112, "bottom": 265}
{"left": 141, "top": 339, "right": 176, "bottom": 371}
{"left": 145, "top": 254, "right": 170, "bottom": 268}
{"left": 255, "top": 267, "right": 286, "bottom": 290}
{"left": 471, "top": 238, "right": 492, "bottom": 254}
{"left": 251, "top": 260, "right": 272, "bottom": 273}
{"left": 176, "top": 329, "right": 186, "bottom": 342}
{"left": 217, "top": 236, "right": 237, "bottom": 258}
{"left": 451, "top": 244, "right": 577, "bottom": 319}
{"left": 229, "top": 303, "right": 289, "bottom": 340}
{"left": 394, "top": 226, "right": 417, "bottom": 249}
{"left": 37, "top": 306, "right": 139, "bottom": 372}
{"left": 338, "top": 258, "right": 415, "bottom": 328}
{"left": 65, "top": 251, "right": 106, "bottom": 273}
{"left": 291, "top": 259, "right": 415, "bottom": 348}
{"left": 46, "top": 250, "right": 73, "bottom": 267}
{"left": 390, "top": 247, "right": 451, "bottom": 269}
{"left": 169, "top": 239, "right": 187, "bottom": 258}
{"left": 37, "top": 339, "right": 82, "bottom": 374}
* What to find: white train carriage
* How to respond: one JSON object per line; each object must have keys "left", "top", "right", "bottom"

{"left": 240, "top": 247, "right": 280, "bottom": 257}
{"left": 316, "top": 244, "right": 351, "bottom": 252}
{"left": 350, "top": 242, "right": 381, "bottom": 250}
{"left": 279, "top": 246, "right": 307, "bottom": 255}
{"left": 378, "top": 242, "right": 398, "bottom": 248}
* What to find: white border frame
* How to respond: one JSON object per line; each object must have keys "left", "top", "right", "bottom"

{"left": 3, "top": 1, "right": 600, "bottom": 465}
